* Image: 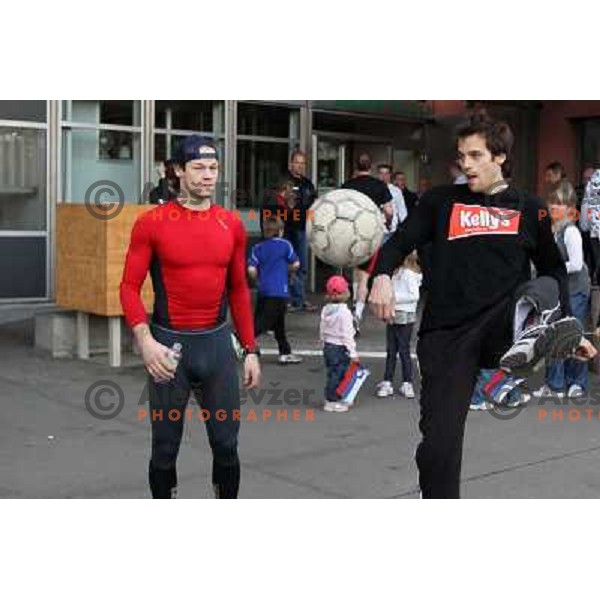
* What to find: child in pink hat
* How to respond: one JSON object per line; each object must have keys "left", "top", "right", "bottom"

{"left": 319, "top": 275, "right": 359, "bottom": 413}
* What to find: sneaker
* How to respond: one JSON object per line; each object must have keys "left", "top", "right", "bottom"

{"left": 532, "top": 384, "right": 565, "bottom": 399}
{"left": 504, "top": 390, "right": 532, "bottom": 408}
{"left": 287, "top": 304, "right": 301, "bottom": 313}
{"left": 470, "top": 400, "right": 491, "bottom": 410}
{"left": 376, "top": 380, "right": 394, "bottom": 398}
{"left": 323, "top": 401, "right": 349, "bottom": 413}
{"left": 400, "top": 382, "right": 416, "bottom": 399}
{"left": 500, "top": 316, "right": 584, "bottom": 374}
{"left": 482, "top": 369, "right": 525, "bottom": 405}
{"left": 567, "top": 384, "right": 585, "bottom": 399}
{"left": 278, "top": 354, "right": 303, "bottom": 365}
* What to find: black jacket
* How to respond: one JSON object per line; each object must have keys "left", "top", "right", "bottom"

{"left": 149, "top": 179, "right": 171, "bottom": 205}
{"left": 287, "top": 171, "right": 316, "bottom": 231}
{"left": 374, "top": 184, "right": 569, "bottom": 333}
{"left": 402, "top": 187, "right": 419, "bottom": 218}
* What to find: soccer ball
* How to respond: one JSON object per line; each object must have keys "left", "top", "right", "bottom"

{"left": 307, "top": 189, "right": 386, "bottom": 268}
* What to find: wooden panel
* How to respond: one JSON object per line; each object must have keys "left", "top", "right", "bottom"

{"left": 56, "top": 204, "right": 154, "bottom": 316}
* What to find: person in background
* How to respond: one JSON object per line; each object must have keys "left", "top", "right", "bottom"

{"left": 375, "top": 252, "right": 422, "bottom": 400}
{"left": 378, "top": 163, "right": 407, "bottom": 236}
{"left": 580, "top": 169, "right": 600, "bottom": 285}
{"left": 286, "top": 150, "right": 317, "bottom": 312}
{"left": 577, "top": 165, "right": 596, "bottom": 277}
{"left": 248, "top": 216, "right": 302, "bottom": 365}
{"left": 149, "top": 160, "right": 178, "bottom": 205}
{"left": 544, "top": 161, "right": 568, "bottom": 196}
{"left": 261, "top": 179, "right": 295, "bottom": 235}
{"left": 320, "top": 275, "right": 359, "bottom": 413}
{"left": 534, "top": 182, "right": 590, "bottom": 399}
{"left": 342, "top": 153, "right": 393, "bottom": 333}
{"left": 417, "top": 176, "right": 432, "bottom": 198}
{"left": 393, "top": 171, "right": 419, "bottom": 218}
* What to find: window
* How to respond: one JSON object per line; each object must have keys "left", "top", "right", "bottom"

{"left": 235, "top": 103, "right": 300, "bottom": 231}
{"left": 0, "top": 127, "right": 47, "bottom": 230}
{"left": 61, "top": 101, "right": 142, "bottom": 202}
{"left": 155, "top": 100, "right": 217, "bottom": 133}
{"left": 0, "top": 100, "right": 46, "bottom": 123}
{"left": 62, "top": 100, "right": 139, "bottom": 126}
{"left": 236, "top": 140, "right": 293, "bottom": 209}
{"left": 0, "top": 100, "right": 48, "bottom": 300}
{"left": 238, "top": 103, "right": 294, "bottom": 138}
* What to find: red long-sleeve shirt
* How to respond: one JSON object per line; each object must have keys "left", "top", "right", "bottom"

{"left": 119, "top": 201, "right": 255, "bottom": 349}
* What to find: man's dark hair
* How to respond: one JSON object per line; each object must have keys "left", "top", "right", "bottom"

{"left": 377, "top": 164, "right": 393, "bottom": 173}
{"left": 393, "top": 171, "right": 405, "bottom": 178}
{"left": 546, "top": 161, "right": 566, "bottom": 179}
{"left": 356, "top": 153, "right": 372, "bottom": 172}
{"left": 455, "top": 110, "right": 514, "bottom": 177}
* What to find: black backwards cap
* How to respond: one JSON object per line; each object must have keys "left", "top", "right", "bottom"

{"left": 174, "top": 135, "right": 219, "bottom": 165}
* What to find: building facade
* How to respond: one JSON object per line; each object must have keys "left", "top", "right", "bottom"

{"left": 1, "top": 99, "right": 599, "bottom": 304}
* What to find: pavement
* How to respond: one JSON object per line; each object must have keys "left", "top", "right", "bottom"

{"left": 3, "top": 298, "right": 600, "bottom": 499}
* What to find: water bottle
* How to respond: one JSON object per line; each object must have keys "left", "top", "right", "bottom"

{"left": 154, "top": 342, "right": 182, "bottom": 383}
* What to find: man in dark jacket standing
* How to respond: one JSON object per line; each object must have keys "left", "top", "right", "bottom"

{"left": 393, "top": 171, "right": 419, "bottom": 218}
{"left": 286, "top": 150, "right": 317, "bottom": 311}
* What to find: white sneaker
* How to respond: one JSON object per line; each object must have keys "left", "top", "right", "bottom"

{"left": 400, "top": 382, "right": 416, "bottom": 399}
{"left": 568, "top": 384, "right": 585, "bottom": 399}
{"left": 278, "top": 354, "right": 302, "bottom": 365}
{"left": 323, "top": 401, "right": 349, "bottom": 413}
{"left": 470, "top": 401, "right": 491, "bottom": 411}
{"left": 505, "top": 390, "right": 532, "bottom": 408}
{"left": 376, "top": 380, "right": 394, "bottom": 398}
{"left": 533, "top": 384, "right": 565, "bottom": 399}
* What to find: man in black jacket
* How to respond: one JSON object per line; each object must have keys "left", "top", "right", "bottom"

{"left": 286, "top": 150, "right": 317, "bottom": 311}
{"left": 369, "top": 111, "right": 597, "bottom": 499}
{"left": 393, "top": 171, "right": 419, "bottom": 218}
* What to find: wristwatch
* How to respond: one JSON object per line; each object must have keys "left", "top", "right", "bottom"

{"left": 242, "top": 346, "right": 261, "bottom": 359}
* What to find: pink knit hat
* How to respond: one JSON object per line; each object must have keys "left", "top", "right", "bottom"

{"left": 326, "top": 275, "right": 349, "bottom": 296}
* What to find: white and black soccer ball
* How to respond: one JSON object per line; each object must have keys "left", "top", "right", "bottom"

{"left": 307, "top": 188, "right": 386, "bottom": 268}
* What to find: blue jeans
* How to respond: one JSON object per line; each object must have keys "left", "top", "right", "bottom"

{"left": 287, "top": 228, "right": 308, "bottom": 308}
{"left": 546, "top": 292, "right": 589, "bottom": 391}
{"left": 323, "top": 343, "right": 350, "bottom": 402}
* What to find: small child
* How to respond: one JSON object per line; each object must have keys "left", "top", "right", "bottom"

{"left": 320, "top": 275, "right": 359, "bottom": 413}
{"left": 248, "top": 216, "right": 302, "bottom": 365}
{"left": 376, "top": 252, "right": 422, "bottom": 399}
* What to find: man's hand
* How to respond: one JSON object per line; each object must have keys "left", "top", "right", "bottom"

{"left": 368, "top": 274, "right": 395, "bottom": 321}
{"left": 243, "top": 354, "right": 261, "bottom": 388}
{"left": 574, "top": 338, "right": 598, "bottom": 361}
{"left": 351, "top": 355, "right": 360, "bottom": 364}
{"left": 140, "top": 336, "right": 177, "bottom": 381}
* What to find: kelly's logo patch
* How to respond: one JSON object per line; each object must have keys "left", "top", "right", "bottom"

{"left": 448, "top": 203, "right": 521, "bottom": 240}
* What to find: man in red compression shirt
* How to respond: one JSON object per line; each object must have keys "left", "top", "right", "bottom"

{"left": 120, "top": 134, "right": 260, "bottom": 499}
